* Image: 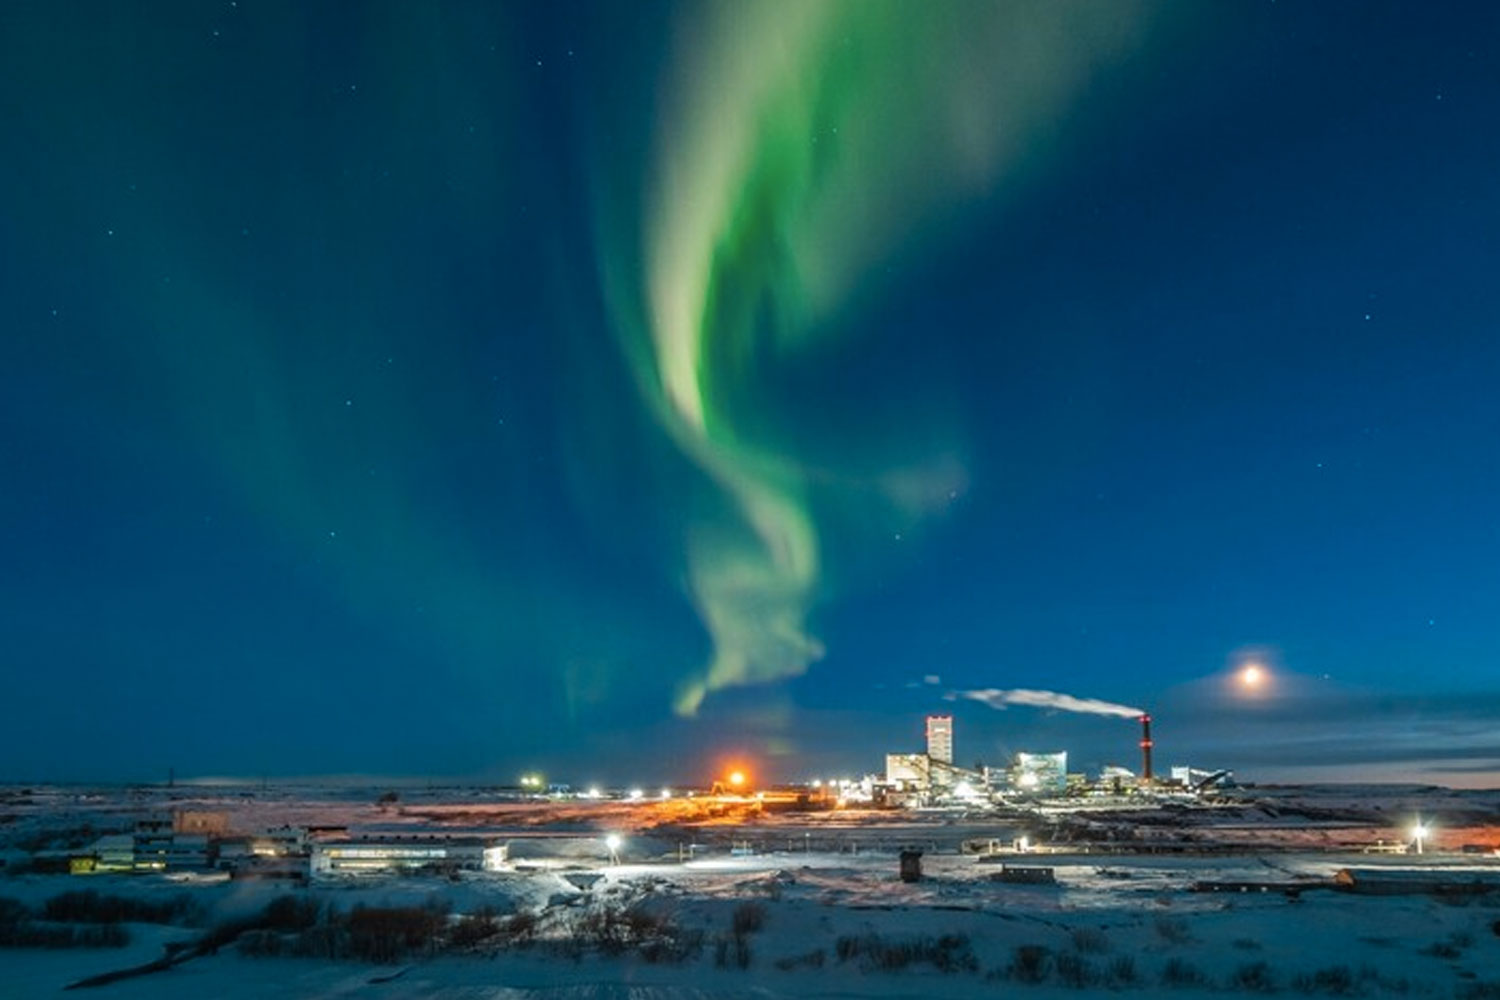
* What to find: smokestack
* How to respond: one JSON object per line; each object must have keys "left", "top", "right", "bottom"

{"left": 1139, "top": 714, "right": 1154, "bottom": 783}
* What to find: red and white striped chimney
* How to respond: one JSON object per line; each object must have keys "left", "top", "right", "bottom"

{"left": 1139, "top": 714, "right": 1154, "bottom": 783}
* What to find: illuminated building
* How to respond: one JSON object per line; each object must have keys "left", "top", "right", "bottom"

{"left": 133, "top": 816, "right": 173, "bottom": 871}
{"left": 250, "top": 825, "right": 308, "bottom": 856}
{"left": 926, "top": 714, "right": 953, "bottom": 765}
{"left": 885, "top": 753, "right": 932, "bottom": 790}
{"left": 1012, "top": 752, "right": 1068, "bottom": 794}
{"left": 84, "top": 834, "right": 136, "bottom": 873}
{"left": 311, "top": 835, "right": 507, "bottom": 877}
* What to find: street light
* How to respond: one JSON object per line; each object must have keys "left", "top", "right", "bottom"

{"left": 1411, "top": 819, "right": 1430, "bottom": 855}
{"left": 605, "top": 833, "right": 623, "bottom": 865}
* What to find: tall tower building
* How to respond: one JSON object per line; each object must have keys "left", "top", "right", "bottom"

{"left": 926, "top": 714, "right": 953, "bottom": 765}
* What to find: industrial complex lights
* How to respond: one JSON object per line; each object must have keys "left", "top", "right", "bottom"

{"left": 1411, "top": 818, "right": 1431, "bottom": 855}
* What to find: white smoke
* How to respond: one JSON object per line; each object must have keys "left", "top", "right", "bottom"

{"left": 951, "top": 687, "right": 1144, "bottom": 719}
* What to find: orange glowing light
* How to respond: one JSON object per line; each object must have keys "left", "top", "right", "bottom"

{"left": 1240, "top": 664, "right": 1265, "bottom": 688}
{"left": 728, "top": 771, "right": 746, "bottom": 787}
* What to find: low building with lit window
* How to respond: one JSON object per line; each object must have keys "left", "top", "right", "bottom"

{"left": 310, "top": 834, "right": 507, "bottom": 878}
{"left": 133, "top": 816, "right": 173, "bottom": 871}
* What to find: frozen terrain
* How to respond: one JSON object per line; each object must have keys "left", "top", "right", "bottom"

{"left": 2, "top": 783, "right": 1498, "bottom": 998}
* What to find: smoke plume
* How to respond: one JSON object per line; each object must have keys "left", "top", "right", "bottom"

{"left": 952, "top": 688, "right": 1144, "bottom": 719}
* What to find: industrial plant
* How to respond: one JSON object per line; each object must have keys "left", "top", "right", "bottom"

{"left": 878, "top": 711, "right": 1232, "bottom": 808}
{"left": 7, "top": 708, "right": 1241, "bottom": 886}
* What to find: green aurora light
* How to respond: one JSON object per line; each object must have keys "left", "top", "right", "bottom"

{"left": 613, "top": 1, "right": 1157, "bottom": 713}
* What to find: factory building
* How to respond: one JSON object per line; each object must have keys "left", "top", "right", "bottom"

{"left": 133, "top": 815, "right": 174, "bottom": 871}
{"left": 881, "top": 716, "right": 977, "bottom": 800}
{"left": 76, "top": 834, "right": 135, "bottom": 874}
{"left": 926, "top": 714, "right": 953, "bottom": 765}
{"left": 1012, "top": 752, "right": 1068, "bottom": 794}
{"left": 71, "top": 825, "right": 211, "bottom": 875}
{"left": 310, "top": 834, "right": 507, "bottom": 878}
{"left": 885, "top": 753, "right": 933, "bottom": 790}
{"left": 1169, "top": 766, "right": 1234, "bottom": 790}
{"left": 874, "top": 709, "right": 1226, "bottom": 806}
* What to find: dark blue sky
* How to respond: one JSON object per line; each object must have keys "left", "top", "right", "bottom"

{"left": 3, "top": 2, "right": 1498, "bottom": 787}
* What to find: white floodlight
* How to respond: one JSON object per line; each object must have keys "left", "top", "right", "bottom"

{"left": 1411, "top": 819, "right": 1431, "bottom": 855}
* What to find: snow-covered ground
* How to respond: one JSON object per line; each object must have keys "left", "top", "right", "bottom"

{"left": 4, "top": 850, "right": 1499, "bottom": 997}
{"left": 3, "top": 784, "right": 1499, "bottom": 997}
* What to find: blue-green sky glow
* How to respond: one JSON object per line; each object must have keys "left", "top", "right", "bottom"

{"left": 3, "top": 1, "right": 1500, "bottom": 787}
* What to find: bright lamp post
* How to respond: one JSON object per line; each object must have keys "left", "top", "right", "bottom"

{"left": 605, "top": 833, "right": 623, "bottom": 865}
{"left": 1411, "top": 820, "right": 1429, "bottom": 855}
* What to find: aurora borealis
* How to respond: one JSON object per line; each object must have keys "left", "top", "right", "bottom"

{"left": 622, "top": 2, "right": 1152, "bottom": 713}
{"left": 4, "top": 2, "right": 1500, "bottom": 786}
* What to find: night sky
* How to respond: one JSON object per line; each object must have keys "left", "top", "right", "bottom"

{"left": 4, "top": 2, "right": 1499, "bottom": 788}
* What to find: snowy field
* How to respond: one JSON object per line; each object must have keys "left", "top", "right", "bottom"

{"left": 3, "top": 784, "right": 1499, "bottom": 998}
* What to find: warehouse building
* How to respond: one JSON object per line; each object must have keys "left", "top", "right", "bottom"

{"left": 310, "top": 834, "right": 507, "bottom": 877}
